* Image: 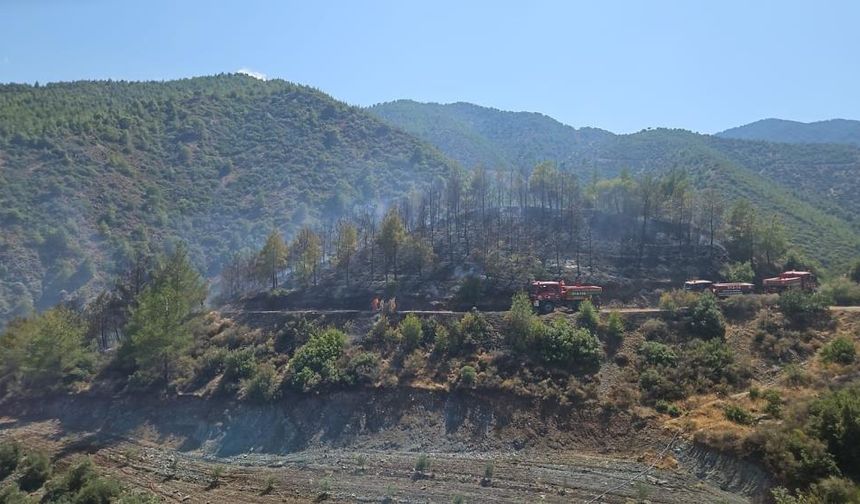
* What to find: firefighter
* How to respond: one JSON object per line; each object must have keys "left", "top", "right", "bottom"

{"left": 387, "top": 297, "right": 397, "bottom": 314}
{"left": 371, "top": 297, "right": 381, "bottom": 312}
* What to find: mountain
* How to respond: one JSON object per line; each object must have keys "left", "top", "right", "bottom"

{"left": 370, "top": 101, "right": 860, "bottom": 272}
{"left": 717, "top": 118, "right": 860, "bottom": 146}
{"left": 368, "top": 100, "right": 612, "bottom": 171}
{"left": 0, "top": 75, "right": 456, "bottom": 327}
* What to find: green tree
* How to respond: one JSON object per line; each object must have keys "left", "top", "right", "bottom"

{"left": 850, "top": 260, "right": 860, "bottom": 284}
{"left": 605, "top": 311, "right": 624, "bottom": 349}
{"left": 335, "top": 221, "right": 358, "bottom": 285}
{"left": 808, "top": 386, "right": 860, "bottom": 480}
{"left": 290, "top": 227, "right": 322, "bottom": 287}
{"left": 721, "top": 261, "right": 755, "bottom": 283}
{"left": 689, "top": 293, "right": 725, "bottom": 339}
{"left": 0, "top": 307, "right": 93, "bottom": 391}
{"left": 577, "top": 299, "right": 599, "bottom": 334}
{"left": 288, "top": 327, "right": 346, "bottom": 391}
{"left": 758, "top": 215, "right": 789, "bottom": 267}
{"left": 257, "top": 229, "right": 288, "bottom": 290}
{"left": 726, "top": 200, "right": 758, "bottom": 264}
{"left": 377, "top": 208, "right": 405, "bottom": 280}
{"left": 399, "top": 314, "right": 423, "bottom": 349}
{"left": 126, "top": 245, "right": 206, "bottom": 388}
{"left": 504, "top": 292, "right": 540, "bottom": 352}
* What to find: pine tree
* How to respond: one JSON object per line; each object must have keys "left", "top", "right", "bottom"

{"left": 378, "top": 208, "right": 405, "bottom": 280}
{"left": 257, "top": 229, "right": 288, "bottom": 290}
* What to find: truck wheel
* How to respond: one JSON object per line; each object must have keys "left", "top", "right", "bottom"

{"left": 541, "top": 301, "right": 555, "bottom": 314}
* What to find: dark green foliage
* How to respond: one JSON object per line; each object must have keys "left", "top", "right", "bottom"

{"left": 683, "top": 339, "right": 746, "bottom": 391}
{"left": 345, "top": 351, "right": 381, "bottom": 384}
{"left": 414, "top": 454, "right": 430, "bottom": 472}
{"left": 604, "top": 311, "right": 624, "bottom": 349}
{"left": 398, "top": 314, "right": 423, "bottom": 350}
{"left": 504, "top": 292, "right": 540, "bottom": 353}
{"left": 721, "top": 261, "right": 755, "bottom": 283}
{"left": 456, "top": 311, "right": 494, "bottom": 350}
{"left": 639, "top": 341, "right": 677, "bottom": 367}
{"left": 0, "top": 441, "right": 20, "bottom": 480}
{"left": 654, "top": 400, "right": 682, "bottom": 417}
{"left": 454, "top": 276, "right": 483, "bottom": 309}
{"left": 0, "top": 76, "right": 455, "bottom": 330}
{"left": 639, "top": 368, "right": 683, "bottom": 402}
{"left": 577, "top": 300, "right": 599, "bottom": 334}
{"left": 757, "top": 429, "right": 840, "bottom": 489}
{"left": 723, "top": 404, "right": 754, "bottom": 425}
{"left": 778, "top": 291, "right": 832, "bottom": 325}
{"left": 459, "top": 365, "right": 477, "bottom": 386}
{"left": 763, "top": 389, "right": 783, "bottom": 418}
{"left": 223, "top": 348, "right": 257, "bottom": 383}
{"left": 18, "top": 451, "right": 50, "bottom": 492}
{"left": 73, "top": 477, "right": 121, "bottom": 504}
{"left": 820, "top": 337, "right": 856, "bottom": 365}
{"left": 288, "top": 328, "right": 346, "bottom": 391}
{"left": 0, "top": 485, "right": 31, "bottom": 504}
{"left": 851, "top": 260, "right": 860, "bottom": 284}
{"left": 537, "top": 318, "right": 601, "bottom": 370}
{"left": 807, "top": 386, "right": 860, "bottom": 480}
{"left": 822, "top": 277, "right": 860, "bottom": 306}
{"left": 689, "top": 294, "right": 726, "bottom": 339}
{"left": 242, "top": 363, "right": 279, "bottom": 403}
{"left": 640, "top": 318, "right": 669, "bottom": 341}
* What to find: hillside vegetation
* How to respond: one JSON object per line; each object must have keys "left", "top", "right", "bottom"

{"left": 0, "top": 75, "right": 455, "bottom": 327}
{"left": 718, "top": 118, "right": 860, "bottom": 146}
{"left": 369, "top": 101, "right": 860, "bottom": 270}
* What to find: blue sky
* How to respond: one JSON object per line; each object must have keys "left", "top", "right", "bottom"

{"left": 1, "top": 0, "right": 858, "bottom": 133}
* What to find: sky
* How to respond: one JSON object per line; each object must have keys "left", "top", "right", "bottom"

{"left": 1, "top": 0, "right": 858, "bottom": 134}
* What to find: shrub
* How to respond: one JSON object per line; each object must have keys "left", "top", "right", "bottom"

{"left": 455, "top": 276, "right": 483, "bottom": 308}
{"left": 18, "top": 451, "right": 51, "bottom": 492}
{"left": 0, "top": 486, "right": 30, "bottom": 504}
{"left": 414, "top": 454, "right": 430, "bottom": 472}
{"left": 820, "top": 337, "right": 856, "bottom": 365}
{"left": 288, "top": 328, "right": 347, "bottom": 392}
{"left": 0, "top": 440, "right": 20, "bottom": 479}
{"left": 851, "top": 260, "right": 860, "bottom": 284}
{"left": 75, "top": 477, "right": 121, "bottom": 503}
{"left": 756, "top": 428, "right": 839, "bottom": 488}
{"left": 457, "top": 311, "right": 493, "bottom": 349}
{"left": 242, "top": 363, "right": 279, "bottom": 402}
{"left": 821, "top": 277, "right": 860, "bottom": 306}
{"left": 345, "top": 351, "right": 381, "bottom": 384}
{"left": 604, "top": 311, "right": 624, "bottom": 349}
{"left": 639, "top": 368, "right": 683, "bottom": 402}
{"left": 504, "top": 292, "right": 539, "bottom": 352}
{"left": 721, "top": 294, "right": 771, "bottom": 320}
{"left": 483, "top": 462, "right": 494, "bottom": 480}
{"left": 723, "top": 404, "right": 754, "bottom": 425}
{"left": 654, "top": 400, "right": 682, "bottom": 417}
{"left": 807, "top": 385, "right": 860, "bottom": 479}
{"left": 538, "top": 317, "right": 601, "bottom": 370}
{"left": 763, "top": 389, "right": 783, "bottom": 418}
{"left": 222, "top": 348, "right": 256, "bottom": 383}
{"left": 658, "top": 290, "right": 699, "bottom": 315}
{"left": 721, "top": 261, "right": 755, "bottom": 283}
{"left": 639, "top": 341, "right": 677, "bottom": 367}
{"left": 778, "top": 291, "right": 831, "bottom": 325}
{"left": 749, "top": 386, "right": 761, "bottom": 400}
{"left": 682, "top": 339, "right": 748, "bottom": 393}
{"left": 45, "top": 457, "right": 97, "bottom": 499}
{"left": 459, "top": 365, "right": 477, "bottom": 386}
{"left": 398, "top": 314, "right": 423, "bottom": 349}
{"left": 577, "top": 300, "right": 598, "bottom": 333}
{"left": 689, "top": 293, "right": 725, "bottom": 339}
{"left": 432, "top": 324, "right": 451, "bottom": 354}
{"left": 640, "top": 318, "right": 669, "bottom": 341}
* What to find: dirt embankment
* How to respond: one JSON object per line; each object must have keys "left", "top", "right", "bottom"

{"left": 2, "top": 388, "right": 769, "bottom": 503}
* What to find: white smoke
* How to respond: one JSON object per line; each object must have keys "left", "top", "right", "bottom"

{"left": 237, "top": 68, "right": 267, "bottom": 80}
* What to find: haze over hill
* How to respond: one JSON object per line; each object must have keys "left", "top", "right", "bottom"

{"left": 717, "top": 118, "right": 860, "bottom": 146}
{"left": 0, "top": 74, "right": 455, "bottom": 326}
{"left": 370, "top": 100, "right": 860, "bottom": 270}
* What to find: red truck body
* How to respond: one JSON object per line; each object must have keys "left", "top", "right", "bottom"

{"left": 763, "top": 271, "right": 817, "bottom": 293}
{"left": 529, "top": 280, "right": 602, "bottom": 314}
{"left": 711, "top": 282, "right": 755, "bottom": 298}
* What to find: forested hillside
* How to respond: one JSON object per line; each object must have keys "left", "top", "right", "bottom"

{"left": 0, "top": 75, "right": 456, "bottom": 327}
{"left": 718, "top": 118, "right": 860, "bottom": 146}
{"left": 370, "top": 102, "right": 860, "bottom": 272}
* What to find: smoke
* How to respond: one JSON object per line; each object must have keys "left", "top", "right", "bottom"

{"left": 237, "top": 68, "right": 267, "bottom": 81}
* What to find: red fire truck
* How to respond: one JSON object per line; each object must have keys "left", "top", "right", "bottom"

{"left": 763, "top": 271, "right": 818, "bottom": 293}
{"left": 710, "top": 282, "right": 755, "bottom": 298}
{"left": 528, "top": 280, "right": 603, "bottom": 314}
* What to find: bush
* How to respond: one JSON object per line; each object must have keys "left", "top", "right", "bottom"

{"left": 18, "top": 451, "right": 51, "bottom": 492}
{"left": 242, "top": 363, "right": 279, "bottom": 402}
{"left": 604, "top": 311, "right": 624, "bottom": 349}
{"left": 757, "top": 428, "right": 839, "bottom": 488}
{"left": 75, "top": 477, "right": 121, "bottom": 504}
{"left": 504, "top": 292, "right": 540, "bottom": 352}
{"left": 455, "top": 276, "right": 483, "bottom": 308}
{"left": 654, "top": 400, "right": 682, "bottom": 417}
{"left": 820, "top": 337, "right": 856, "bottom": 365}
{"left": 778, "top": 291, "right": 831, "bottom": 325}
{"left": 432, "top": 324, "right": 451, "bottom": 354}
{"left": 577, "top": 300, "right": 598, "bottom": 333}
{"left": 639, "top": 341, "right": 677, "bottom": 367}
{"left": 807, "top": 385, "right": 860, "bottom": 479}
{"left": 821, "top": 277, "right": 860, "bottom": 306}
{"left": 682, "top": 339, "right": 747, "bottom": 392}
{"left": 414, "top": 454, "right": 430, "bottom": 472}
{"left": 288, "top": 328, "right": 347, "bottom": 392}
{"left": 721, "top": 261, "right": 755, "bottom": 283}
{"left": 851, "top": 260, "right": 860, "bottom": 284}
{"left": 457, "top": 311, "right": 493, "bottom": 349}
{"left": 345, "top": 351, "right": 381, "bottom": 384}
{"left": 689, "top": 293, "right": 725, "bottom": 339}
{"left": 763, "top": 389, "right": 783, "bottom": 418}
{"left": 721, "top": 294, "right": 773, "bottom": 320}
{"left": 640, "top": 318, "right": 669, "bottom": 341}
{"left": 459, "top": 365, "right": 477, "bottom": 386}
{"left": 44, "top": 457, "right": 97, "bottom": 500}
{"left": 658, "top": 290, "right": 699, "bottom": 315}
{"left": 0, "top": 485, "right": 31, "bottom": 504}
{"left": 398, "top": 314, "right": 423, "bottom": 349}
{"left": 723, "top": 404, "right": 754, "bottom": 425}
{"left": 639, "top": 368, "right": 683, "bottom": 402}
{"left": 222, "top": 348, "right": 256, "bottom": 383}
{"left": 0, "top": 440, "right": 20, "bottom": 479}
{"left": 538, "top": 317, "right": 601, "bottom": 370}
